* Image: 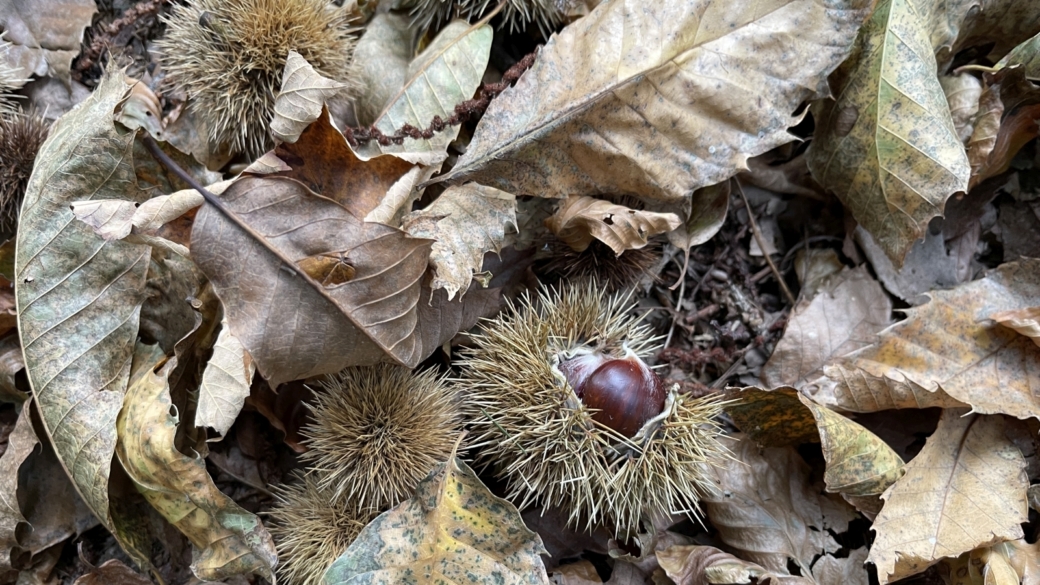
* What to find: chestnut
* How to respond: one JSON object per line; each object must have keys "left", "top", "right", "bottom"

{"left": 565, "top": 355, "right": 666, "bottom": 437}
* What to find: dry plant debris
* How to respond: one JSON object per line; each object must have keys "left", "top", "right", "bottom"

{"left": 2, "top": 0, "right": 1040, "bottom": 584}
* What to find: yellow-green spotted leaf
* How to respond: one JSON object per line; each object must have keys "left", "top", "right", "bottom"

{"left": 116, "top": 344, "right": 276, "bottom": 583}
{"left": 324, "top": 457, "right": 550, "bottom": 585}
{"left": 723, "top": 386, "right": 819, "bottom": 447}
{"left": 808, "top": 0, "right": 971, "bottom": 265}
{"left": 798, "top": 394, "right": 904, "bottom": 500}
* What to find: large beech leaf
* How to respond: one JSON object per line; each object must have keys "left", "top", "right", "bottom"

{"left": 826, "top": 259, "right": 1040, "bottom": 420}
{"left": 14, "top": 71, "right": 152, "bottom": 541}
{"left": 191, "top": 175, "right": 432, "bottom": 386}
{"left": 435, "top": 0, "right": 873, "bottom": 202}
{"left": 808, "top": 0, "right": 972, "bottom": 265}
{"left": 324, "top": 457, "right": 550, "bottom": 585}
{"left": 116, "top": 343, "right": 276, "bottom": 582}
{"left": 868, "top": 410, "right": 1027, "bottom": 584}
{"left": 401, "top": 183, "right": 516, "bottom": 300}
{"left": 701, "top": 435, "right": 854, "bottom": 575}
{"left": 354, "top": 20, "right": 493, "bottom": 164}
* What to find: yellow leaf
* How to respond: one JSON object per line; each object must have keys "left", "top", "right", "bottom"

{"left": 809, "top": 0, "right": 971, "bottom": 265}
{"left": 324, "top": 457, "right": 550, "bottom": 585}
{"left": 868, "top": 410, "right": 1027, "bottom": 584}
{"left": 116, "top": 344, "right": 276, "bottom": 582}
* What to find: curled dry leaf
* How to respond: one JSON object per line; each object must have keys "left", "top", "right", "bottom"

{"left": 196, "top": 318, "right": 255, "bottom": 438}
{"left": 324, "top": 457, "right": 551, "bottom": 585}
{"left": 402, "top": 183, "right": 516, "bottom": 300}
{"left": 0, "top": 401, "right": 35, "bottom": 572}
{"left": 825, "top": 259, "right": 1040, "bottom": 420}
{"left": 868, "top": 410, "right": 1027, "bottom": 584}
{"left": 761, "top": 266, "right": 893, "bottom": 390}
{"left": 353, "top": 19, "right": 493, "bottom": 164}
{"left": 723, "top": 386, "right": 820, "bottom": 447}
{"left": 940, "top": 73, "right": 984, "bottom": 143}
{"left": 116, "top": 343, "right": 277, "bottom": 582}
{"left": 437, "top": 0, "right": 873, "bottom": 203}
{"left": 667, "top": 181, "right": 731, "bottom": 260}
{"left": 271, "top": 51, "right": 347, "bottom": 143}
{"left": 701, "top": 435, "right": 852, "bottom": 575}
{"left": 545, "top": 196, "right": 680, "bottom": 255}
{"left": 808, "top": 0, "right": 972, "bottom": 266}
{"left": 990, "top": 306, "right": 1040, "bottom": 347}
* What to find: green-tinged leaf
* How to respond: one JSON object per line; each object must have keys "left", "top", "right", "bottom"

{"left": 723, "top": 387, "right": 819, "bottom": 447}
{"left": 324, "top": 457, "right": 550, "bottom": 585}
{"left": 808, "top": 0, "right": 971, "bottom": 265}
{"left": 436, "top": 0, "right": 873, "bottom": 202}
{"left": 196, "top": 318, "right": 255, "bottom": 437}
{"left": 354, "top": 20, "right": 492, "bottom": 164}
{"left": 0, "top": 401, "right": 35, "bottom": 571}
{"left": 271, "top": 51, "right": 347, "bottom": 144}
{"left": 351, "top": 11, "right": 414, "bottom": 126}
{"left": 116, "top": 342, "right": 276, "bottom": 582}
{"left": 14, "top": 70, "right": 151, "bottom": 544}
{"left": 798, "top": 394, "right": 903, "bottom": 517}
{"left": 402, "top": 183, "right": 516, "bottom": 300}
{"left": 667, "top": 181, "right": 731, "bottom": 256}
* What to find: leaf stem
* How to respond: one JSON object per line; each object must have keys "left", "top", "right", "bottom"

{"left": 734, "top": 178, "right": 796, "bottom": 306}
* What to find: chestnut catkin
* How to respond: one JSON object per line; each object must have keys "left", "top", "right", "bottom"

{"left": 457, "top": 284, "right": 728, "bottom": 538}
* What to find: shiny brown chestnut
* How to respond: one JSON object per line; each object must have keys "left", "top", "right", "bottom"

{"left": 564, "top": 355, "right": 667, "bottom": 438}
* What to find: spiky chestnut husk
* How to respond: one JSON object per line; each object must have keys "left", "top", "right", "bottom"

{"left": 405, "top": 0, "right": 562, "bottom": 35}
{"left": 268, "top": 473, "right": 379, "bottom": 585}
{"left": 300, "top": 364, "right": 463, "bottom": 509}
{"left": 0, "top": 111, "right": 49, "bottom": 234}
{"left": 536, "top": 239, "right": 661, "bottom": 293}
{"left": 156, "top": 0, "right": 358, "bottom": 157}
{"left": 457, "top": 284, "right": 728, "bottom": 538}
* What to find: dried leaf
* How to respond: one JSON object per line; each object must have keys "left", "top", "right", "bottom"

{"left": 271, "top": 51, "right": 347, "bottom": 143}
{"left": 811, "top": 364, "right": 968, "bottom": 412}
{"left": 808, "top": 0, "right": 972, "bottom": 265}
{"left": 701, "top": 435, "right": 850, "bottom": 574}
{"left": 14, "top": 71, "right": 153, "bottom": 552}
{"left": 0, "top": 334, "right": 23, "bottom": 403}
{"left": 437, "top": 0, "right": 873, "bottom": 202}
{"left": 402, "top": 184, "right": 516, "bottom": 300}
{"left": 196, "top": 318, "right": 255, "bottom": 437}
{"left": 761, "top": 266, "right": 892, "bottom": 389}
{"left": 324, "top": 457, "right": 550, "bottom": 585}
{"left": 667, "top": 181, "right": 731, "bottom": 256}
{"left": 351, "top": 11, "right": 414, "bottom": 126}
{"left": 827, "top": 259, "right": 1040, "bottom": 420}
{"left": 812, "top": 547, "right": 870, "bottom": 585}
{"left": 116, "top": 343, "right": 277, "bottom": 582}
{"left": 354, "top": 20, "right": 493, "bottom": 164}
{"left": 950, "top": 0, "right": 1040, "bottom": 62}
{"left": 798, "top": 394, "right": 904, "bottom": 506}
{"left": 72, "top": 559, "right": 152, "bottom": 585}
{"left": 656, "top": 545, "right": 796, "bottom": 585}
{"left": 990, "top": 306, "right": 1040, "bottom": 347}
{"left": 0, "top": 0, "right": 94, "bottom": 82}
{"left": 546, "top": 196, "right": 680, "bottom": 255}
{"left": 868, "top": 410, "right": 1027, "bottom": 584}
{"left": 941, "top": 73, "right": 984, "bottom": 142}
{"left": 0, "top": 401, "right": 34, "bottom": 572}
{"left": 723, "top": 386, "right": 820, "bottom": 447}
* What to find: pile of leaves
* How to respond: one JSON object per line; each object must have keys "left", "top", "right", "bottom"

{"left": 1, "top": 0, "right": 1040, "bottom": 583}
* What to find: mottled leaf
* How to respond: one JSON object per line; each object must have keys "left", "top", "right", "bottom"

{"left": 868, "top": 410, "right": 1027, "bottom": 584}
{"left": 402, "top": 183, "right": 516, "bottom": 300}
{"left": 116, "top": 343, "right": 276, "bottom": 582}
{"left": 723, "top": 387, "right": 819, "bottom": 447}
{"left": 437, "top": 0, "right": 873, "bottom": 202}
{"left": 196, "top": 318, "right": 255, "bottom": 437}
{"left": 545, "top": 196, "right": 680, "bottom": 255}
{"left": 271, "top": 51, "right": 347, "bottom": 143}
{"left": 355, "top": 20, "right": 492, "bottom": 164}
{"left": 324, "top": 457, "right": 550, "bottom": 585}
{"left": 808, "top": 0, "right": 972, "bottom": 265}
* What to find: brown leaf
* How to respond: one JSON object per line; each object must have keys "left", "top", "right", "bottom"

{"left": 701, "top": 435, "right": 853, "bottom": 574}
{"left": 667, "top": 181, "right": 731, "bottom": 257}
{"left": 990, "top": 306, "right": 1040, "bottom": 347}
{"left": 0, "top": 333, "right": 24, "bottom": 404}
{"left": 0, "top": 401, "right": 34, "bottom": 572}
{"left": 402, "top": 183, "right": 517, "bottom": 300}
{"left": 0, "top": 0, "right": 94, "bottom": 84}
{"left": 723, "top": 386, "right": 820, "bottom": 447}
{"left": 812, "top": 547, "right": 870, "bottom": 585}
{"left": 545, "top": 196, "right": 680, "bottom": 255}
{"left": 968, "top": 66, "right": 1040, "bottom": 189}
{"left": 761, "top": 266, "right": 892, "bottom": 390}
{"left": 657, "top": 544, "right": 816, "bottom": 585}
{"left": 72, "top": 559, "right": 152, "bottom": 585}
{"left": 868, "top": 410, "right": 1027, "bottom": 584}
{"left": 436, "top": 0, "right": 873, "bottom": 203}
{"left": 271, "top": 51, "right": 346, "bottom": 143}
{"left": 826, "top": 259, "right": 1040, "bottom": 420}
{"left": 949, "top": 0, "right": 1040, "bottom": 63}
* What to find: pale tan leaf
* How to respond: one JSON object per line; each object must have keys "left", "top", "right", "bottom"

{"left": 196, "top": 318, "right": 255, "bottom": 437}
{"left": 545, "top": 196, "right": 680, "bottom": 255}
{"left": 0, "top": 0, "right": 94, "bottom": 83}
{"left": 354, "top": 20, "right": 492, "bottom": 164}
{"left": 656, "top": 545, "right": 802, "bottom": 585}
{"left": 0, "top": 401, "right": 34, "bottom": 572}
{"left": 808, "top": 0, "right": 972, "bottom": 265}
{"left": 966, "top": 78, "right": 1004, "bottom": 187}
{"left": 436, "top": 0, "right": 873, "bottom": 203}
{"left": 868, "top": 410, "right": 1028, "bottom": 584}
{"left": 826, "top": 259, "right": 1040, "bottom": 420}
{"left": 810, "top": 364, "right": 968, "bottom": 412}
{"left": 981, "top": 548, "right": 1020, "bottom": 585}
{"left": 761, "top": 266, "right": 893, "bottom": 390}
{"left": 69, "top": 199, "right": 136, "bottom": 240}
{"left": 941, "top": 73, "right": 984, "bottom": 143}
{"left": 990, "top": 306, "right": 1040, "bottom": 347}
{"left": 116, "top": 343, "right": 276, "bottom": 582}
{"left": 701, "top": 435, "right": 852, "bottom": 574}
{"left": 812, "top": 547, "right": 869, "bottom": 585}
{"left": 549, "top": 560, "right": 602, "bottom": 585}
{"left": 324, "top": 457, "right": 550, "bottom": 585}
{"left": 271, "top": 51, "right": 347, "bottom": 143}
{"left": 351, "top": 11, "right": 414, "bottom": 126}
{"left": 402, "top": 184, "right": 516, "bottom": 300}
{"left": 363, "top": 165, "right": 437, "bottom": 227}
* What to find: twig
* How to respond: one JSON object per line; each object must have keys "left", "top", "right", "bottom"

{"left": 734, "top": 178, "right": 796, "bottom": 306}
